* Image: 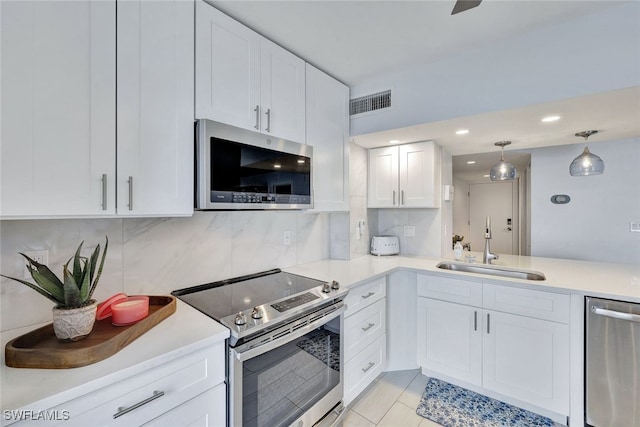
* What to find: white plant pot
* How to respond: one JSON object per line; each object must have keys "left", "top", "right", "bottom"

{"left": 52, "top": 300, "right": 97, "bottom": 342}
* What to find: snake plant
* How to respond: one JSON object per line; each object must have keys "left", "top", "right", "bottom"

{"left": 1, "top": 237, "right": 108, "bottom": 309}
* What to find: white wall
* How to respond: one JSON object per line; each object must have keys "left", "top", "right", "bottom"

{"left": 530, "top": 138, "right": 640, "bottom": 264}
{"left": 0, "top": 211, "right": 330, "bottom": 331}
{"left": 351, "top": 2, "right": 640, "bottom": 136}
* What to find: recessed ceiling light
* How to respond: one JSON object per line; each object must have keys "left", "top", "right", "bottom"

{"left": 389, "top": 139, "right": 400, "bottom": 144}
{"left": 541, "top": 115, "right": 561, "bottom": 123}
{"left": 466, "top": 161, "right": 476, "bottom": 165}
{"left": 456, "top": 129, "right": 470, "bottom": 135}
{"left": 274, "top": 164, "right": 281, "bottom": 169}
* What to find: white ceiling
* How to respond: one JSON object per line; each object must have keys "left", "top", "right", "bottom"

{"left": 208, "top": 0, "right": 640, "bottom": 161}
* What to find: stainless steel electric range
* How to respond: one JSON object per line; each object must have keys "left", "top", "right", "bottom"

{"left": 172, "top": 269, "right": 348, "bottom": 427}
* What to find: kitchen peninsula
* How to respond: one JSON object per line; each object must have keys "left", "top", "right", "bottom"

{"left": 2, "top": 253, "right": 638, "bottom": 426}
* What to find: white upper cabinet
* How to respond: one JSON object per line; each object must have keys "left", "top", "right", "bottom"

{"left": 368, "top": 141, "right": 440, "bottom": 208}
{"left": 1, "top": 1, "right": 116, "bottom": 217}
{"left": 117, "top": 0, "right": 194, "bottom": 216}
{"left": 1, "top": 0, "right": 194, "bottom": 219}
{"left": 305, "top": 64, "right": 350, "bottom": 211}
{"left": 195, "top": 1, "right": 306, "bottom": 143}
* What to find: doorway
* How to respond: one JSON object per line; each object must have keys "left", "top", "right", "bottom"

{"left": 469, "top": 181, "right": 517, "bottom": 255}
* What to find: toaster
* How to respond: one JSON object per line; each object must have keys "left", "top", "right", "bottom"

{"left": 371, "top": 235, "right": 400, "bottom": 256}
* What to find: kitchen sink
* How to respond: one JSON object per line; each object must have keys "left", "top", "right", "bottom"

{"left": 436, "top": 261, "right": 546, "bottom": 281}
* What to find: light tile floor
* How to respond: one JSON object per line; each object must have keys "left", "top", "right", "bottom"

{"left": 343, "top": 369, "right": 441, "bottom": 427}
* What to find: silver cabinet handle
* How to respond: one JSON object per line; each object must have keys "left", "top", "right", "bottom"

{"left": 254, "top": 105, "right": 260, "bottom": 130}
{"left": 474, "top": 311, "right": 478, "bottom": 331}
{"left": 361, "top": 323, "right": 375, "bottom": 332}
{"left": 592, "top": 306, "right": 640, "bottom": 323}
{"left": 392, "top": 190, "right": 396, "bottom": 205}
{"left": 362, "top": 362, "right": 375, "bottom": 373}
{"left": 361, "top": 292, "right": 375, "bottom": 299}
{"left": 101, "top": 174, "right": 107, "bottom": 210}
{"left": 128, "top": 176, "right": 134, "bottom": 211}
{"left": 487, "top": 313, "right": 490, "bottom": 334}
{"left": 401, "top": 190, "right": 405, "bottom": 205}
{"left": 265, "top": 108, "right": 271, "bottom": 132}
{"left": 113, "top": 390, "right": 164, "bottom": 419}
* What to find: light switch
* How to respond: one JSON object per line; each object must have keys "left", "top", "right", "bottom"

{"left": 631, "top": 221, "right": 640, "bottom": 232}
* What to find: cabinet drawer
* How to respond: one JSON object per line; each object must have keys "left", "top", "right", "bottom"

{"left": 344, "top": 334, "right": 386, "bottom": 406}
{"left": 417, "top": 274, "right": 482, "bottom": 307}
{"left": 345, "top": 277, "right": 386, "bottom": 316}
{"left": 345, "top": 299, "right": 386, "bottom": 362}
{"left": 41, "top": 343, "right": 225, "bottom": 427}
{"left": 483, "top": 283, "right": 570, "bottom": 323}
{"left": 143, "top": 383, "right": 226, "bottom": 427}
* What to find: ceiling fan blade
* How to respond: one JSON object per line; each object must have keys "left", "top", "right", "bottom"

{"left": 451, "top": 0, "right": 482, "bottom": 15}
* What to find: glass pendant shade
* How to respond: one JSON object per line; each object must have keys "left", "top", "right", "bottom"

{"left": 570, "top": 130, "right": 604, "bottom": 176}
{"left": 570, "top": 146, "right": 605, "bottom": 176}
{"left": 489, "top": 141, "right": 516, "bottom": 181}
{"left": 490, "top": 160, "right": 517, "bottom": 181}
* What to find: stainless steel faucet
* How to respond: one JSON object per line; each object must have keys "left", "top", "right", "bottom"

{"left": 483, "top": 216, "right": 499, "bottom": 264}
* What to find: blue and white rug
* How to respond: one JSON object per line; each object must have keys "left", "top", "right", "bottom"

{"left": 416, "top": 378, "right": 554, "bottom": 427}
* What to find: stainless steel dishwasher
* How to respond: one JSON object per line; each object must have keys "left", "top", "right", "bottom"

{"left": 586, "top": 297, "right": 640, "bottom": 427}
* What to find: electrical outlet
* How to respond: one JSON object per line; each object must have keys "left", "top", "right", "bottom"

{"left": 404, "top": 226, "right": 416, "bottom": 237}
{"left": 283, "top": 231, "right": 291, "bottom": 245}
{"left": 22, "top": 250, "right": 49, "bottom": 279}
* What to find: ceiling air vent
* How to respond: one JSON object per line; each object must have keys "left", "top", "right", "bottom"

{"left": 350, "top": 90, "right": 391, "bottom": 116}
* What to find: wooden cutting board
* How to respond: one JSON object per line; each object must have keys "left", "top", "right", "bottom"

{"left": 5, "top": 295, "right": 176, "bottom": 369}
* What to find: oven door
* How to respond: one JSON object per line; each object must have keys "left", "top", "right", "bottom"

{"left": 229, "top": 305, "right": 345, "bottom": 427}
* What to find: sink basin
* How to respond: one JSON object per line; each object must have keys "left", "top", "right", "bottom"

{"left": 436, "top": 261, "right": 546, "bottom": 281}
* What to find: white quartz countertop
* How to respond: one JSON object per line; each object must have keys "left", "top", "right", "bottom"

{"left": 2, "top": 253, "right": 638, "bottom": 416}
{"left": 0, "top": 299, "right": 229, "bottom": 414}
{"left": 285, "top": 253, "right": 640, "bottom": 303}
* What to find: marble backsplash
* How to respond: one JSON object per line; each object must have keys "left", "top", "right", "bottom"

{"left": 0, "top": 210, "right": 331, "bottom": 332}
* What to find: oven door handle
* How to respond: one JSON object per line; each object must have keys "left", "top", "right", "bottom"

{"left": 234, "top": 305, "right": 346, "bottom": 362}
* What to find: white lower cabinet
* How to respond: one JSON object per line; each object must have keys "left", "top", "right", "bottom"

{"left": 8, "top": 343, "right": 226, "bottom": 426}
{"left": 416, "top": 274, "right": 570, "bottom": 416}
{"left": 144, "top": 384, "right": 226, "bottom": 427}
{"left": 343, "top": 277, "right": 387, "bottom": 406}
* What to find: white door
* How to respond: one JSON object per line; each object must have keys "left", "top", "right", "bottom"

{"left": 260, "top": 39, "right": 306, "bottom": 143}
{"left": 305, "top": 64, "right": 349, "bottom": 211}
{"left": 482, "top": 310, "right": 570, "bottom": 414}
{"left": 195, "top": 1, "right": 260, "bottom": 130}
{"left": 117, "top": 0, "right": 194, "bottom": 216}
{"left": 417, "top": 298, "right": 482, "bottom": 386}
{"left": 368, "top": 146, "right": 398, "bottom": 208}
{"left": 1, "top": 0, "right": 116, "bottom": 217}
{"left": 469, "top": 181, "right": 516, "bottom": 254}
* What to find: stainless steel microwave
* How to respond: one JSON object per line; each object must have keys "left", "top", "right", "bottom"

{"left": 195, "top": 119, "right": 313, "bottom": 210}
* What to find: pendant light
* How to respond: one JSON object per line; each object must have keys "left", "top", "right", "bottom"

{"left": 570, "top": 130, "right": 604, "bottom": 176}
{"left": 489, "top": 141, "right": 516, "bottom": 181}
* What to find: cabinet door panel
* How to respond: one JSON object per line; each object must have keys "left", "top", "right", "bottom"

{"left": 143, "top": 384, "right": 226, "bottom": 427}
{"left": 417, "top": 298, "right": 482, "bottom": 386}
{"left": 483, "top": 310, "right": 570, "bottom": 414}
{"left": 399, "top": 141, "right": 439, "bottom": 208}
{"left": 305, "top": 64, "right": 349, "bottom": 211}
{"left": 367, "top": 146, "right": 398, "bottom": 208}
{"left": 260, "top": 39, "right": 306, "bottom": 143}
{"left": 195, "top": 1, "right": 260, "bottom": 130}
{"left": 1, "top": 0, "right": 116, "bottom": 217}
{"left": 117, "top": 0, "right": 194, "bottom": 216}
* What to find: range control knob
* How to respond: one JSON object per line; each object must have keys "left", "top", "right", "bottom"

{"left": 331, "top": 280, "right": 340, "bottom": 290}
{"left": 251, "top": 307, "right": 263, "bottom": 319}
{"left": 234, "top": 311, "right": 247, "bottom": 326}
{"left": 322, "top": 282, "right": 331, "bottom": 293}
